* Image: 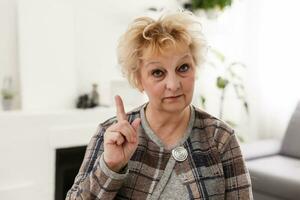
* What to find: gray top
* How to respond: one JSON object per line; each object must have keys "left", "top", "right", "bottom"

{"left": 68, "top": 102, "right": 253, "bottom": 199}
{"left": 141, "top": 104, "right": 194, "bottom": 200}
{"left": 100, "top": 104, "right": 195, "bottom": 199}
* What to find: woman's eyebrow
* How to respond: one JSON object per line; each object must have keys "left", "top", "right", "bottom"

{"left": 145, "top": 61, "right": 161, "bottom": 68}
{"left": 179, "top": 54, "right": 192, "bottom": 61}
{"left": 175, "top": 54, "right": 192, "bottom": 65}
{"left": 144, "top": 54, "right": 191, "bottom": 67}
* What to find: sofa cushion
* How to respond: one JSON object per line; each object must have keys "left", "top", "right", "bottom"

{"left": 253, "top": 191, "right": 283, "bottom": 200}
{"left": 241, "top": 139, "right": 281, "bottom": 161}
{"left": 281, "top": 102, "right": 300, "bottom": 158}
{"left": 247, "top": 155, "right": 300, "bottom": 200}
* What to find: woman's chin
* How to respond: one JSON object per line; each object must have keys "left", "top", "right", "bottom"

{"left": 162, "top": 101, "right": 190, "bottom": 113}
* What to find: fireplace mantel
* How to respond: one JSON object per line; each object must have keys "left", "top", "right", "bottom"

{"left": 0, "top": 106, "right": 119, "bottom": 200}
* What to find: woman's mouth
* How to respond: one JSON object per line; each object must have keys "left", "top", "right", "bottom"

{"left": 163, "top": 94, "right": 183, "bottom": 101}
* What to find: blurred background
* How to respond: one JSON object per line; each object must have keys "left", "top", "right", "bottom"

{"left": 1, "top": 0, "right": 300, "bottom": 199}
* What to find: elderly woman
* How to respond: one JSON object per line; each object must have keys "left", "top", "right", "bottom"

{"left": 66, "top": 11, "right": 253, "bottom": 200}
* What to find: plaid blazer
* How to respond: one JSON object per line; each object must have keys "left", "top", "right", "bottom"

{"left": 66, "top": 104, "right": 253, "bottom": 200}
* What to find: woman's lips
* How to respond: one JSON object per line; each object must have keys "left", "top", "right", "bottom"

{"left": 163, "top": 94, "right": 183, "bottom": 101}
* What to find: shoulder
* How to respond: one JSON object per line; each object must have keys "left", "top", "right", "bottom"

{"left": 192, "top": 106, "right": 234, "bottom": 134}
{"left": 191, "top": 106, "right": 235, "bottom": 151}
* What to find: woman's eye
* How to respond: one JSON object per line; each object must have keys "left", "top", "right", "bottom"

{"left": 177, "top": 64, "right": 190, "bottom": 73}
{"left": 151, "top": 69, "right": 164, "bottom": 78}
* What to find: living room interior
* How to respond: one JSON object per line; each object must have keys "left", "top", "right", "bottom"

{"left": 1, "top": 0, "right": 299, "bottom": 199}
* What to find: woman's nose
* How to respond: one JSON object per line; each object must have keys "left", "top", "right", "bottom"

{"left": 166, "top": 75, "right": 181, "bottom": 91}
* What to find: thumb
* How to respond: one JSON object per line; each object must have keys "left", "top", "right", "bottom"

{"left": 131, "top": 118, "right": 141, "bottom": 132}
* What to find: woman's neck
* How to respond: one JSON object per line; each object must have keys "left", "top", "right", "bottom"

{"left": 145, "top": 103, "right": 190, "bottom": 147}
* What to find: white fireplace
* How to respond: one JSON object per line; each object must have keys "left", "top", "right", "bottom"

{"left": 0, "top": 107, "right": 116, "bottom": 200}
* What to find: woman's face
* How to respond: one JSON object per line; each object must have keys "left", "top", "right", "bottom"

{"left": 138, "top": 45, "right": 196, "bottom": 114}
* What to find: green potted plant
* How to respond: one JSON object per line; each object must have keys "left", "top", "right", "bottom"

{"left": 1, "top": 77, "right": 14, "bottom": 111}
{"left": 191, "top": 0, "right": 232, "bottom": 10}
{"left": 184, "top": 0, "right": 233, "bottom": 18}
{"left": 199, "top": 48, "right": 249, "bottom": 142}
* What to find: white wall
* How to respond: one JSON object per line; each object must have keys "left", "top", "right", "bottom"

{"left": 0, "top": 0, "right": 20, "bottom": 110}
{"left": 18, "top": 0, "right": 78, "bottom": 111}
{"left": 1, "top": 0, "right": 181, "bottom": 111}
{"left": 195, "top": 0, "right": 300, "bottom": 140}
{"left": 255, "top": 0, "right": 300, "bottom": 138}
{"left": 1, "top": 0, "right": 298, "bottom": 135}
{"left": 16, "top": 0, "right": 180, "bottom": 110}
{"left": 193, "top": 1, "right": 262, "bottom": 141}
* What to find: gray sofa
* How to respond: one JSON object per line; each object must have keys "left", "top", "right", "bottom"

{"left": 242, "top": 102, "right": 300, "bottom": 200}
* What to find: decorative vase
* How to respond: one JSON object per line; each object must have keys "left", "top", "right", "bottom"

{"left": 205, "top": 8, "right": 222, "bottom": 19}
{"left": 2, "top": 98, "right": 13, "bottom": 111}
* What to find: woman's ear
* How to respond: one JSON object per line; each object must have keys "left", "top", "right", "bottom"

{"left": 135, "top": 67, "right": 144, "bottom": 92}
{"left": 137, "top": 86, "right": 144, "bottom": 93}
{"left": 136, "top": 79, "right": 144, "bottom": 92}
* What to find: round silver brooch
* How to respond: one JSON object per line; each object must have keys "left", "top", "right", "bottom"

{"left": 172, "top": 146, "right": 188, "bottom": 162}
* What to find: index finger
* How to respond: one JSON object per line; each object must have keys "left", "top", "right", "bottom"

{"left": 115, "top": 95, "right": 127, "bottom": 121}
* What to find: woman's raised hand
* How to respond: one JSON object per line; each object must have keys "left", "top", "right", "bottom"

{"left": 103, "top": 95, "right": 141, "bottom": 172}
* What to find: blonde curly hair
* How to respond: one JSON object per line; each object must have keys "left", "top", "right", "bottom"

{"left": 117, "top": 11, "right": 206, "bottom": 89}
